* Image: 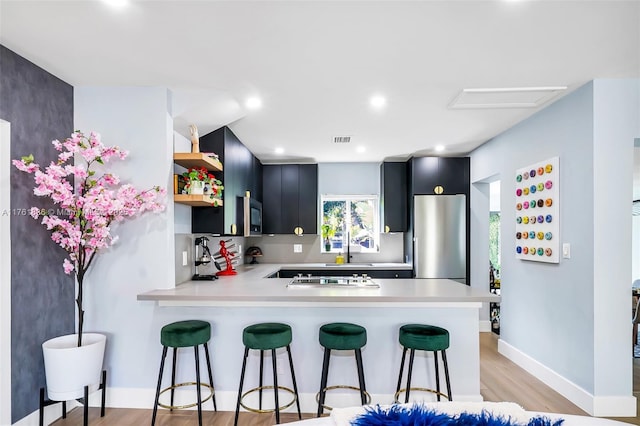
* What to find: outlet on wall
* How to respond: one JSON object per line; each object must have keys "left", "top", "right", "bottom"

{"left": 294, "top": 244, "right": 302, "bottom": 253}
{"left": 182, "top": 251, "right": 188, "bottom": 266}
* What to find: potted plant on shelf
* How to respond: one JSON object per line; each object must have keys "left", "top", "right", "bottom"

{"left": 13, "top": 130, "right": 165, "bottom": 402}
{"left": 182, "top": 166, "right": 223, "bottom": 205}
{"left": 321, "top": 223, "right": 336, "bottom": 252}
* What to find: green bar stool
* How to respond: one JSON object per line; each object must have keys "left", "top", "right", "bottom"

{"left": 151, "top": 320, "right": 216, "bottom": 426}
{"left": 234, "top": 322, "right": 301, "bottom": 426}
{"left": 316, "top": 322, "right": 371, "bottom": 417}
{"left": 395, "top": 324, "right": 452, "bottom": 403}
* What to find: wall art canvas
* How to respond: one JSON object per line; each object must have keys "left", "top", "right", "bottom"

{"left": 515, "top": 156, "right": 559, "bottom": 263}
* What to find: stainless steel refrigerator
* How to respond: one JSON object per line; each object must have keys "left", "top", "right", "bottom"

{"left": 413, "top": 194, "right": 466, "bottom": 279}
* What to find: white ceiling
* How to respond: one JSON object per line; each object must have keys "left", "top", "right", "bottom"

{"left": 0, "top": 0, "right": 638, "bottom": 164}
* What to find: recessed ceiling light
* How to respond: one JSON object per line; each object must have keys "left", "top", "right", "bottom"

{"left": 435, "top": 145, "right": 445, "bottom": 152}
{"left": 246, "top": 97, "right": 262, "bottom": 110}
{"left": 370, "top": 95, "right": 386, "bottom": 109}
{"left": 274, "top": 147, "right": 284, "bottom": 154}
{"left": 102, "top": 0, "right": 129, "bottom": 8}
{"left": 356, "top": 146, "right": 366, "bottom": 153}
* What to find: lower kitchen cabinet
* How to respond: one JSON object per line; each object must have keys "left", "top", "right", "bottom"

{"left": 276, "top": 269, "right": 412, "bottom": 279}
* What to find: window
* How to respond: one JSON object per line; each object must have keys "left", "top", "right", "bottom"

{"left": 321, "top": 195, "right": 380, "bottom": 253}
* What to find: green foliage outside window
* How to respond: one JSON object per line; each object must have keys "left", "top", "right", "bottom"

{"left": 489, "top": 212, "right": 501, "bottom": 272}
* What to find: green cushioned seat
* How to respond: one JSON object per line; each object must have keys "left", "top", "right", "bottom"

{"left": 399, "top": 324, "right": 449, "bottom": 351}
{"left": 319, "top": 322, "right": 367, "bottom": 350}
{"left": 242, "top": 322, "right": 292, "bottom": 350}
{"left": 160, "top": 320, "right": 211, "bottom": 348}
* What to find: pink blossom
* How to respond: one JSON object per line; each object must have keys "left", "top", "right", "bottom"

{"left": 63, "top": 258, "right": 74, "bottom": 274}
{"left": 13, "top": 130, "right": 166, "bottom": 289}
{"left": 29, "top": 207, "right": 40, "bottom": 219}
{"left": 12, "top": 159, "right": 39, "bottom": 173}
{"left": 65, "top": 165, "right": 88, "bottom": 180}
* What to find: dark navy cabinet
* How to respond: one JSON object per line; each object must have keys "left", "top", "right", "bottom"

{"left": 411, "top": 157, "right": 469, "bottom": 195}
{"left": 262, "top": 164, "right": 318, "bottom": 235}
{"left": 380, "top": 162, "right": 408, "bottom": 233}
{"left": 192, "top": 126, "right": 262, "bottom": 235}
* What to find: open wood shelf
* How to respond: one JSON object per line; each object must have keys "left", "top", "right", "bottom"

{"left": 173, "top": 153, "right": 223, "bottom": 172}
{"left": 174, "top": 194, "right": 223, "bottom": 207}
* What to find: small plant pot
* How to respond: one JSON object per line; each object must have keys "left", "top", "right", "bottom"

{"left": 189, "top": 181, "right": 205, "bottom": 195}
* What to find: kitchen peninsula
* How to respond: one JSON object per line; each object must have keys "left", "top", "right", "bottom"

{"left": 137, "top": 264, "right": 499, "bottom": 412}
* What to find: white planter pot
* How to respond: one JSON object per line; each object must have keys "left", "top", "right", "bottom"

{"left": 189, "top": 181, "right": 204, "bottom": 195}
{"left": 42, "top": 333, "right": 106, "bottom": 401}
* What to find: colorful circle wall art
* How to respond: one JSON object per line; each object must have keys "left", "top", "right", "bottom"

{"left": 515, "top": 156, "right": 559, "bottom": 263}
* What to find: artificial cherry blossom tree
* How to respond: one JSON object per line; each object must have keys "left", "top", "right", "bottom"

{"left": 13, "top": 131, "right": 166, "bottom": 346}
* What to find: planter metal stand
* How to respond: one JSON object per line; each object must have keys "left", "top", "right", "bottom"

{"left": 39, "top": 370, "right": 107, "bottom": 426}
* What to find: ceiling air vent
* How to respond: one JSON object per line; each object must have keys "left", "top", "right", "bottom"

{"left": 449, "top": 86, "right": 568, "bottom": 109}
{"left": 333, "top": 136, "right": 352, "bottom": 144}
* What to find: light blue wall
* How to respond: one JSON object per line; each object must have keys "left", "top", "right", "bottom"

{"left": 470, "top": 80, "right": 639, "bottom": 407}
{"left": 74, "top": 86, "right": 175, "bottom": 389}
{"left": 318, "top": 162, "right": 380, "bottom": 195}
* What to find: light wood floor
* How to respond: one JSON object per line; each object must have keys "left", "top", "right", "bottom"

{"left": 52, "top": 332, "right": 640, "bottom": 425}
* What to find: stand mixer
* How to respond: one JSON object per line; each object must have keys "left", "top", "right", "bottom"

{"left": 192, "top": 236, "right": 219, "bottom": 280}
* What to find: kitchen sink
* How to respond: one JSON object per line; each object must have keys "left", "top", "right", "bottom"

{"left": 287, "top": 275, "right": 380, "bottom": 288}
{"left": 324, "top": 263, "right": 374, "bottom": 267}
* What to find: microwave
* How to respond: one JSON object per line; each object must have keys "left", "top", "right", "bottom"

{"left": 243, "top": 196, "right": 262, "bottom": 236}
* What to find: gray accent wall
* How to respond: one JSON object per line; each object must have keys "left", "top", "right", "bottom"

{"left": 0, "top": 45, "right": 74, "bottom": 423}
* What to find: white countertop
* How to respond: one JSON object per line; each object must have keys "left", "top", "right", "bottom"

{"left": 137, "top": 263, "right": 500, "bottom": 307}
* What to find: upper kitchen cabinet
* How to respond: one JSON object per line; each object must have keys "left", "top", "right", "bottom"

{"left": 410, "top": 157, "right": 470, "bottom": 195}
{"left": 262, "top": 164, "right": 318, "bottom": 235}
{"left": 380, "top": 161, "right": 407, "bottom": 232}
{"left": 192, "top": 126, "right": 262, "bottom": 235}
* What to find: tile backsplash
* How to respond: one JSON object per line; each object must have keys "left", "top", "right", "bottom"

{"left": 175, "top": 233, "right": 406, "bottom": 283}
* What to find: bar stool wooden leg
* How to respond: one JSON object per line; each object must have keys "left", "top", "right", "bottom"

{"left": 317, "top": 347, "right": 331, "bottom": 417}
{"left": 442, "top": 349, "right": 452, "bottom": 400}
{"left": 434, "top": 350, "right": 441, "bottom": 401}
{"left": 194, "top": 346, "right": 202, "bottom": 426}
{"left": 354, "top": 349, "right": 367, "bottom": 405}
{"left": 259, "top": 350, "right": 264, "bottom": 410}
{"left": 170, "top": 348, "right": 177, "bottom": 411}
{"left": 405, "top": 349, "right": 415, "bottom": 403}
{"left": 286, "top": 345, "right": 302, "bottom": 419}
{"left": 234, "top": 347, "right": 249, "bottom": 426}
{"left": 151, "top": 346, "right": 168, "bottom": 426}
{"left": 396, "top": 347, "right": 407, "bottom": 397}
{"left": 203, "top": 343, "right": 217, "bottom": 411}
{"left": 272, "top": 348, "right": 280, "bottom": 424}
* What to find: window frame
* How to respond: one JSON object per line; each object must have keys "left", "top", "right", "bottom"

{"left": 320, "top": 194, "right": 380, "bottom": 254}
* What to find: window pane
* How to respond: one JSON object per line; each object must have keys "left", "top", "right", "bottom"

{"left": 349, "top": 199, "right": 376, "bottom": 249}
{"left": 321, "top": 196, "right": 379, "bottom": 253}
{"left": 322, "top": 200, "right": 346, "bottom": 251}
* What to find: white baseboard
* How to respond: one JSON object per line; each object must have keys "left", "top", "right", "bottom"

{"left": 498, "top": 339, "right": 636, "bottom": 417}
{"left": 479, "top": 321, "right": 491, "bottom": 333}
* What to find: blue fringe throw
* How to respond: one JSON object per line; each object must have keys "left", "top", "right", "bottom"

{"left": 351, "top": 404, "right": 564, "bottom": 426}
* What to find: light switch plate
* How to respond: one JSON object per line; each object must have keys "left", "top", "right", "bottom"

{"left": 562, "top": 243, "right": 570, "bottom": 259}
{"left": 182, "top": 251, "right": 188, "bottom": 266}
{"left": 294, "top": 244, "right": 302, "bottom": 253}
